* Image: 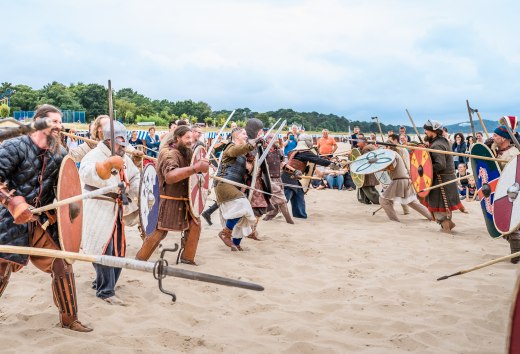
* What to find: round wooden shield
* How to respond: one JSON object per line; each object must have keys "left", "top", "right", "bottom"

{"left": 139, "top": 163, "right": 160, "bottom": 238}
{"left": 470, "top": 143, "right": 502, "bottom": 238}
{"left": 350, "top": 149, "right": 396, "bottom": 175}
{"left": 301, "top": 159, "right": 316, "bottom": 195}
{"left": 189, "top": 145, "right": 210, "bottom": 217}
{"left": 349, "top": 148, "right": 365, "bottom": 188}
{"left": 508, "top": 275, "right": 520, "bottom": 354}
{"left": 57, "top": 155, "right": 83, "bottom": 254}
{"left": 493, "top": 155, "right": 520, "bottom": 234}
{"left": 410, "top": 149, "right": 433, "bottom": 198}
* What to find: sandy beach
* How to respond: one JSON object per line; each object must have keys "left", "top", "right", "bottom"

{"left": 0, "top": 186, "right": 518, "bottom": 353}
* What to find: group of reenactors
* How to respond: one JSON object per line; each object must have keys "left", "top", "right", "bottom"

{"left": 0, "top": 103, "right": 519, "bottom": 333}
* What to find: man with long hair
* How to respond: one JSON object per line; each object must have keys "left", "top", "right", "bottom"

{"left": 136, "top": 126, "right": 209, "bottom": 265}
{"left": 0, "top": 104, "right": 92, "bottom": 331}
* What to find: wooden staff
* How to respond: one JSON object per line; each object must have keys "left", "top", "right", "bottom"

{"left": 211, "top": 175, "right": 277, "bottom": 197}
{"left": 418, "top": 174, "right": 471, "bottom": 193}
{"left": 437, "top": 251, "right": 520, "bottom": 281}
{"left": 348, "top": 139, "right": 509, "bottom": 164}
{"left": 474, "top": 110, "right": 490, "bottom": 139}
{"left": 371, "top": 116, "right": 385, "bottom": 141}
{"left": 299, "top": 175, "right": 322, "bottom": 180}
{"left": 30, "top": 184, "right": 120, "bottom": 214}
{"left": 0, "top": 245, "right": 264, "bottom": 291}
{"left": 61, "top": 131, "right": 157, "bottom": 163}
{"left": 405, "top": 109, "right": 424, "bottom": 144}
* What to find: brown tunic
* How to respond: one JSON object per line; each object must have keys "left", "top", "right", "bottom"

{"left": 157, "top": 146, "right": 193, "bottom": 231}
{"left": 215, "top": 142, "right": 255, "bottom": 204}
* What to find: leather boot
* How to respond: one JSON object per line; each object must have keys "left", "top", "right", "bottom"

{"left": 278, "top": 203, "right": 295, "bottom": 224}
{"left": 179, "top": 219, "right": 201, "bottom": 265}
{"left": 218, "top": 227, "right": 238, "bottom": 250}
{"left": 440, "top": 219, "right": 453, "bottom": 233}
{"left": 0, "top": 262, "right": 13, "bottom": 298}
{"left": 379, "top": 197, "right": 400, "bottom": 222}
{"left": 509, "top": 237, "right": 520, "bottom": 264}
{"left": 408, "top": 201, "right": 433, "bottom": 221}
{"left": 201, "top": 202, "right": 219, "bottom": 226}
{"left": 135, "top": 229, "right": 168, "bottom": 261}
{"left": 51, "top": 259, "right": 92, "bottom": 332}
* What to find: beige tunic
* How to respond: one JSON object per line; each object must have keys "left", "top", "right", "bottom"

{"left": 382, "top": 153, "right": 417, "bottom": 204}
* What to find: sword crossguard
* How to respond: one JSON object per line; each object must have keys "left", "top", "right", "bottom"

{"left": 153, "top": 246, "right": 179, "bottom": 302}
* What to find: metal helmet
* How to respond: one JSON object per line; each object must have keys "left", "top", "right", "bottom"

{"left": 298, "top": 133, "right": 313, "bottom": 148}
{"left": 245, "top": 118, "right": 264, "bottom": 139}
{"left": 102, "top": 121, "right": 129, "bottom": 147}
{"left": 423, "top": 119, "right": 443, "bottom": 132}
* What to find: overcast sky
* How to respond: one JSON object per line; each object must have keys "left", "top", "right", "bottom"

{"left": 3, "top": 0, "right": 520, "bottom": 124}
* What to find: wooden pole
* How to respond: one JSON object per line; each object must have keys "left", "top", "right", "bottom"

{"left": 418, "top": 174, "right": 471, "bottom": 193}
{"left": 372, "top": 116, "right": 385, "bottom": 141}
{"left": 61, "top": 131, "right": 157, "bottom": 163}
{"left": 211, "top": 175, "right": 276, "bottom": 197}
{"left": 437, "top": 251, "right": 520, "bottom": 281}
{"left": 0, "top": 245, "right": 264, "bottom": 291}
{"left": 348, "top": 139, "right": 508, "bottom": 164}
{"left": 405, "top": 109, "right": 424, "bottom": 144}
{"left": 474, "top": 110, "right": 490, "bottom": 139}
{"left": 30, "top": 184, "right": 119, "bottom": 214}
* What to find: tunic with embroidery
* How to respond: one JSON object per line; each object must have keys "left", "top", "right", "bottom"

{"left": 157, "top": 146, "right": 193, "bottom": 231}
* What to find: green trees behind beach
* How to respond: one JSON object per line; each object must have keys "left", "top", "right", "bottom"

{"left": 1, "top": 81, "right": 408, "bottom": 133}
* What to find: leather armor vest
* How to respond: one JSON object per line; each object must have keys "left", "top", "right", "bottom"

{"left": 217, "top": 155, "right": 247, "bottom": 184}
{"left": 287, "top": 151, "right": 307, "bottom": 173}
{"left": 265, "top": 150, "right": 282, "bottom": 178}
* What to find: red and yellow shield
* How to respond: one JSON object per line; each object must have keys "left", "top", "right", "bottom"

{"left": 410, "top": 149, "right": 433, "bottom": 198}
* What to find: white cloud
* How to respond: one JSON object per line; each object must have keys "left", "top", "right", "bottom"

{"left": 2, "top": 0, "right": 520, "bottom": 123}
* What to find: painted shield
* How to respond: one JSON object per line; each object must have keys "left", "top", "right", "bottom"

{"left": 375, "top": 170, "right": 391, "bottom": 189}
{"left": 507, "top": 275, "right": 520, "bottom": 354}
{"left": 57, "top": 155, "right": 83, "bottom": 254}
{"left": 349, "top": 148, "right": 365, "bottom": 188}
{"left": 301, "top": 159, "right": 316, "bottom": 195}
{"left": 189, "top": 145, "right": 210, "bottom": 217}
{"left": 493, "top": 155, "right": 520, "bottom": 234}
{"left": 350, "top": 149, "right": 396, "bottom": 175}
{"left": 139, "top": 163, "right": 160, "bottom": 238}
{"left": 410, "top": 149, "right": 433, "bottom": 198}
{"left": 470, "top": 143, "right": 502, "bottom": 238}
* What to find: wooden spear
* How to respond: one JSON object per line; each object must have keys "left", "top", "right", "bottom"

{"left": 405, "top": 109, "right": 424, "bottom": 144}
{"left": 437, "top": 251, "right": 520, "bottom": 281}
{"left": 474, "top": 110, "right": 490, "bottom": 139}
{"left": 0, "top": 245, "right": 264, "bottom": 291}
{"left": 30, "top": 184, "right": 120, "bottom": 214}
{"left": 61, "top": 131, "right": 157, "bottom": 162}
{"left": 418, "top": 174, "right": 471, "bottom": 193}
{"left": 347, "top": 139, "right": 508, "bottom": 164}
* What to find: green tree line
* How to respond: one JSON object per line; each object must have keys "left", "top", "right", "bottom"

{"left": 1, "top": 82, "right": 411, "bottom": 133}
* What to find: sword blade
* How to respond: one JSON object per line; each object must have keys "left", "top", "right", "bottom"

{"left": 207, "top": 110, "right": 236, "bottom": 157}
{"left": 257, "top": 120, "right": 287, "bottom": 165}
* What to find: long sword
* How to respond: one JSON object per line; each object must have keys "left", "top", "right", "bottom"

{"left": 206, "top": 110, "right": 236, "bottom": 158}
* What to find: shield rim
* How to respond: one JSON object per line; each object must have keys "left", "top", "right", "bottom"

{"left": 301, "top": 150, "right": 316, "bottom": 195}
{"left": 350, "top": 149, "right": 396, "bottom": 175}
{"left": 410, "top": 149, "right": 433, "bottom": 198}
{"left": 57, "top": 155, "right": 83, "bottom": 254}
{"left": 189, "top": 145, "right": 209, "bottom": 217}
{"left": 138, "top": 163, "right": 160, "bottom": 238}
{"left": 349, "top": 148, "right": 365, "bottom": 188}
{"left": 493, "top": 155, "right": 519, "bottom": 234}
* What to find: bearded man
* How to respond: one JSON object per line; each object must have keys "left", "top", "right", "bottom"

{"left": 135, "top": 126, "right": 209, "bottom": 265}
{"left": 0, "top": 104, "right": 92, "bottom": 331}
{"left": 79, "top": 121, "right": 140, "bottom": 305}
{"left": 422, "top": 120, "right": 463, "bottom": 233}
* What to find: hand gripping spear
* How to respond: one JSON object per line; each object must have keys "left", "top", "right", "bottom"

{"left": 0, "top": 245, "right": 264, "bottom": 301}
